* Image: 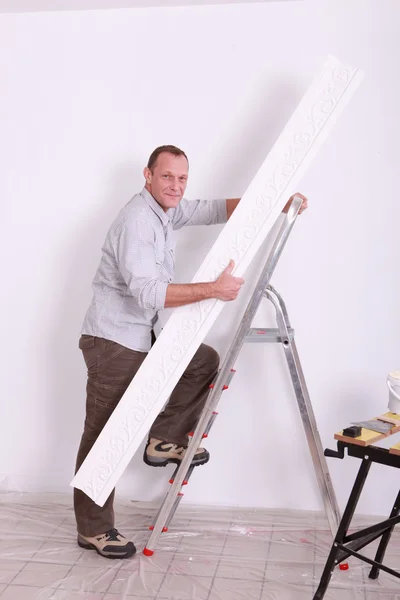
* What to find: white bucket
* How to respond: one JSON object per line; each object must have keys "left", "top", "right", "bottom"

{"left": 387, "top": 371, "right": 400, "bottom": 414}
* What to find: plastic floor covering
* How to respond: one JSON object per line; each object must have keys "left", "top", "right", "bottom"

{"left": 0, "top": 492, "right": 399, "bottom": 599}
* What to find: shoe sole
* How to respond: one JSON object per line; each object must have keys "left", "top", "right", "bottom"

{"left": 143, "top": 452, "right": 210, "bottom": 468}
{"left": 77, "top": 539, "right": 136, "bottom": 559}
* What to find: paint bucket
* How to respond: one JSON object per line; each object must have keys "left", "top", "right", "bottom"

{"left": 387, "top": 371, "right": 400, "bottom": 414}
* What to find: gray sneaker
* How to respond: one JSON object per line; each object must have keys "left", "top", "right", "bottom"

{"left": 77, "top": 528, "right": 136, "bottom": 559}
{"left": 144, "top": 438, "right": 210, "bottom": 467}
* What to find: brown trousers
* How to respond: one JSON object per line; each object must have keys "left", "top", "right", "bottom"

{"left": 74, "top": 335, "right": 219, "bottom": 536}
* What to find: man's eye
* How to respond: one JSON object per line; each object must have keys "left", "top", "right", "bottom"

{"left": 180, "top": 177, "right": 187, "bottom": 182}
{"left": 163, "top": 175, "right": 170, "bottom": 179}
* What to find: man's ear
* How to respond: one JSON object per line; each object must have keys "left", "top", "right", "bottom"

{"left": 143, "top": 167, "right": 152, "bottom": 184}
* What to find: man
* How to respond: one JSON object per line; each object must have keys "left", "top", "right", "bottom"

{"left": 74, "top": 145, "right": 308, "bottom": 559}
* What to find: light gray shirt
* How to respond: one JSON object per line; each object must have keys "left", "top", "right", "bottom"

{"left": 81, "top": 187, "right": 227, "bottom": 351}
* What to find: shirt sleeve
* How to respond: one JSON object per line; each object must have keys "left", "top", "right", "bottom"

{"left": 171, "top": 198, "right": 227, "bottom": 230}
{"left": 115, "top": 219, "right": 168, "bottom": 311}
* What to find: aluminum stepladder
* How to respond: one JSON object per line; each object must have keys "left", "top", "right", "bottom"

{"left": 143, "top": 196, "right": 341, "bottom": 556}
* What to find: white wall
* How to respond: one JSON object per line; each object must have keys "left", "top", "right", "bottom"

{"left": 1, "top": 0, "right": 399, "bottom": 518}
{"left": 0, "top": 0, "right": 297, "bottom": 13}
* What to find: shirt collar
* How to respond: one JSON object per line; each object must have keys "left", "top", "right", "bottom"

{"left": 140, "top": 187, "right": 171, "bottom": 227}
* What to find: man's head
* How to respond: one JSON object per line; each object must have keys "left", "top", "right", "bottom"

{"left": 144, "top": 145, "right": 189, "bottom": 211}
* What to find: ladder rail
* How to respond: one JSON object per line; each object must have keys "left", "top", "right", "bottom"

{"left": 144, "top": 198, "right": 303, "bottom": 553}
{"left": 266, "top": 286, "right": 341, "bottom": 535}
{"left": 145, "top": 196, "right": 341, "bottom": 552}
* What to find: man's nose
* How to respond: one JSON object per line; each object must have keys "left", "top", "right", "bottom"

{"left": 169, "top": 178, "right": 179, "bottom": 191}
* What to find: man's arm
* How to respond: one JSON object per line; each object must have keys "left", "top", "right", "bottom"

{"left": 165, "top": 260, "right": 244, "bottom": 308}
{"left": 117, "top": 220, "right": 244, "bottom": 311}
{"left": 172, "top": 193, "right": 309, "bottom": 229}
{"left": 165, "top": 282, "right": 215, "bottom": 308}
{"left": 164, "top": 194, "right": 308, "bottom": 308}
{"left": 117, "top": 220, "right": 169, "bottom": 311}
{"left": 226, "top": 194, "right": 308, "bottom": 220}
{"left": 171, "top": 198, "right": 227, "bottom": 230}
{"left": 226, "top": 198, "right": 240, "bottom": 220}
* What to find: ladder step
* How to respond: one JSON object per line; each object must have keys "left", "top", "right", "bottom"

{"left": 169, "top": 464, "right": 195, "bottom": 486}
{"left": 147, "top": 493, "right": 185, "bottom": 539}
{"left": 203, "top": 412, "right": 218, "bottom": 437}
{"left": 209, "top": 369, "right": 236, "bottom": 390}
{"left": 244, "top": 327, "right": 294, "bottom": 343}
{"left": 163, "top": 494, "right": 184, "bottom": 531}
{"left": 188, "top": 411, "right": 219, "bottom": 440}
{"left": 149, "top": 525, "right": 168, "bottom": 532}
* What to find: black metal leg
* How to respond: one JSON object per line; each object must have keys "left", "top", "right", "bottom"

{"left": 313, "top": 543, "right": 341, "bottom": 600}
{"left": 313, "top": 457, "right": 372, "bottom": 600}
{"left": 369, "top": 489, "right": 400, "bottom": 580}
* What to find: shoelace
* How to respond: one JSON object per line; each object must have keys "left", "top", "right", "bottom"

{"left": 104, "top": 528, "right": 122, "bottom": 542}
{"left": 161, "top": 443, "right": 185, "bottom": 455}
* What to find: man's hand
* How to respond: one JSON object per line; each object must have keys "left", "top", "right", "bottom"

{"left": 212, "top": 260, "right": 245, "bottom": 301}
{"left": 282, "top": 193, "right": 308, "bottom": 215}
{"left": 165, "top": 259, "right": 245, "bottom": 307}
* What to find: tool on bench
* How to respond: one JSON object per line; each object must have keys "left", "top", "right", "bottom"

{"left": 351, "top": 419, "right": 393, "bottom": 434}
{"left": 342, "top": 426, "right": 362, "bottom": 438}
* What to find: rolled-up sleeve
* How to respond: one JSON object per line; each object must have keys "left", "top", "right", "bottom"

{"left": 115, "top": 219, "right": 168, "bottom": 311}
{"left": 171, "top": 198, "right": 227, "bottom": 230}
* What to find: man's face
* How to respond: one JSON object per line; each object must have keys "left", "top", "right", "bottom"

{"left": 144, "top": 152, "right": 189, "bottom": 211}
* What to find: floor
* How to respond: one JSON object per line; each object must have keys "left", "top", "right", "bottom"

{"left": 0, "top": 492, "right": 399, "bottom": 599}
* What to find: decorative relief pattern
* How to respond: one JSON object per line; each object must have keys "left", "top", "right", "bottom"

{"left": 71, "top": 56, "right": 363, "bottom": 506}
